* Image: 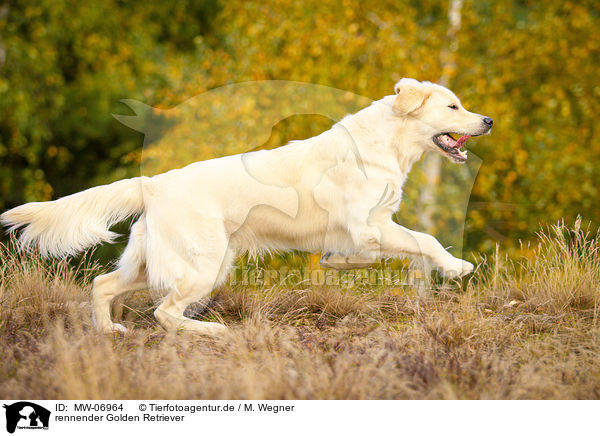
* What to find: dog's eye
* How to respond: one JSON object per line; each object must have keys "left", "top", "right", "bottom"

{"left": 448, "top": 104, "right": 459, "bottom": 110}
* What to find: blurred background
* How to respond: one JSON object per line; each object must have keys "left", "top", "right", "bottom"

{"left": 0, "top": 0, "right": 598, "bottom": 260}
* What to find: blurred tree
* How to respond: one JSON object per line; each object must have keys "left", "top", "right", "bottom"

{"left": 418, "top": 0, "right": 463, "bottom": 233}
{"left": 0, "top": 0, "right": 220, "bottom": 210}
{"left": 455, "top": 0, "right": 600, "bottom": 252}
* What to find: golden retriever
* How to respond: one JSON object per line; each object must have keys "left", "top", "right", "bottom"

{"left": 1, "top": 78, "right": 493, "bottom": 334}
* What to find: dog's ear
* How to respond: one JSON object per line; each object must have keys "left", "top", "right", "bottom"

{"left": 393, "top": 79, "right": 429, "bottom": 115}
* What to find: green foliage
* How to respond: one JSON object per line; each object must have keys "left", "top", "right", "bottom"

{"left": 0, "top": 0, "right": 219, "bottom": 207}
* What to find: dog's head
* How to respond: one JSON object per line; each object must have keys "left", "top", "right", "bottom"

{"left": 392, "top": 78, "right": 493, "bottom": 163}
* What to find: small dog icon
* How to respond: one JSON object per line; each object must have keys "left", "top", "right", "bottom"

{"left": 3, "top": 402, "right": 51, "bottom": 434}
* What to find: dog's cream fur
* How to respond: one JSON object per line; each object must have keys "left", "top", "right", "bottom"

{"left": 1, "top": 78, "right": 492, "bottom": 334}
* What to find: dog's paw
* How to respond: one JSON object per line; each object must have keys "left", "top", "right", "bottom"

{"left": 458, "top": 260, "right": 474, "bottom": 277}
{"left": 440, "top": 258, "right": 474, "bottom": 279}
{"left": 95, "top": 322, "right": 128, "bottom": 334}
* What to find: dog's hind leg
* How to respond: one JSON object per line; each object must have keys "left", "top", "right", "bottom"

{"left": 153, "top": 240, "right": 235, "bottom": 336}
{"left": 154, "top": 283, "right": 229, "bottom": 335}
{"left": 154, "top": 276, "right": 230, "bottom": 335}
{"left": 92, "top": 269, "right": 148, "bottom": 333}
{"left": 109, "top": 267, "right": 150, "bottom": 323}
{"left": 92, "top": 218, "right": 148, "bottom": 333}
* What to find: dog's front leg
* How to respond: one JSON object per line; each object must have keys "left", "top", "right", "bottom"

{"left": 375, "top": 221, "right": 474, "bottom": 278}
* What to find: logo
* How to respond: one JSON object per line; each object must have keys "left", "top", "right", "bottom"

{"left": 2, "top": 402, "right": 50, "bottom": 434}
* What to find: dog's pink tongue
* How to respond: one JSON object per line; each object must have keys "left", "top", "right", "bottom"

{"left": 455, "top": 135, "right": 471, "bottom": 148}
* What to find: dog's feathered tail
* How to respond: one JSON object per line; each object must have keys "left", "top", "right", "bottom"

{"left": 1, "top": 177, "right": 145, "bottom": 257}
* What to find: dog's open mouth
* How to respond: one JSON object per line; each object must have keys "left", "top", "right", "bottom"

{"left": 433, "top": 133, "right": 471, "bottom": 163}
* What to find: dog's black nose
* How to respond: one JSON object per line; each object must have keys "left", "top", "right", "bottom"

{"left": 483, "top": 117, "right": 493, "bottom": 126}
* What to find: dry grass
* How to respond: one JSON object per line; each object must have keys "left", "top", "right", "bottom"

{"left": 1, "top": 222, "right": 600, "bottom": 400}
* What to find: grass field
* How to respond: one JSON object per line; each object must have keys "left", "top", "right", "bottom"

{"left": 1, "top": 222, "right": 599, "bottom": 400}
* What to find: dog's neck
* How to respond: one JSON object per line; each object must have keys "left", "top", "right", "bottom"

{"left": 340, "top": 97, "right": 425, "bottom": 178}
{"left": 392, "top": 128, "right": 425, "bottom": 175}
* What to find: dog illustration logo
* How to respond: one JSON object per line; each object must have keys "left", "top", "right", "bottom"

{"left": 3, "top": 402, "right": 50, "bottom": 433}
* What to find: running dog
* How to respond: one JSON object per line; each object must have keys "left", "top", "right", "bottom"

{"left": 1, "top": 78, "right": 493, "bottom": 334}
